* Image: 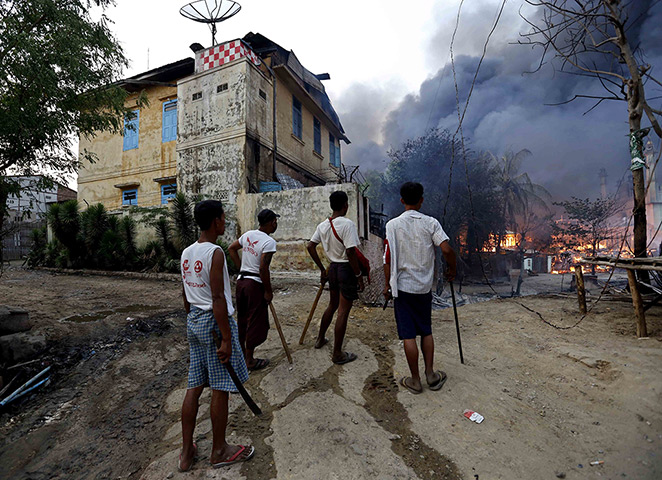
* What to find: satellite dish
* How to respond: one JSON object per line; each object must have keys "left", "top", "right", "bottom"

{"left": 180, "top": 0, "right": 242, "bottom": 47}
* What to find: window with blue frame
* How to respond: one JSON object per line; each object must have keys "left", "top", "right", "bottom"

{"left": 161, "top": 183, "right": 177, "bottom": 204}
{"left": 329, "top": 134, "right": 336, "bottom": 166}
{"left": 292, "top": 96, "right": 302, "bottom": 139}
{"left": 313, "top": 118, "right": 321, "bottom": 154}
{"left": 162, "top": 100, "right": 177, "bottom": 143}
{"left": 122, "top": 189, "right": 138, "bottom": 206}
{"left": 123, "top": 110, "right": 139, "bottom": 151}
{"left": 336, "top": 142, "right": 341, "bottom": 167}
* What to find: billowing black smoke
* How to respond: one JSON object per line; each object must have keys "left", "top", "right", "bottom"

{"left": 336, "top": 0, "right": 662, "bottom": 201}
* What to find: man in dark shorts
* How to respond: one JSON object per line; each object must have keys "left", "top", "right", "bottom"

{"left": 307, "top": 191, "right": 364, "bottom": 364}
{"left": 383, "top": 182, "right": 457, "bottom": 394}
{"left": 228, "top": 209, "right": 279, "bottom": 370}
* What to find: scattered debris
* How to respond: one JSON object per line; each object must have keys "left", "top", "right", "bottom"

{"left": 463, "top": 410, "right": 484, "bottom": 424}
{"left": 590, "top": 460, "right": 604, "bottom": 466}
{"left": 1, "top": 366, "right": 51, "bottom": 407}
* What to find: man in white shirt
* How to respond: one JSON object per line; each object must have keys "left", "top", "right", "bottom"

{"left": 307, "top": 191, "right": 364, "bottom": 365}
{"left": 383, "top": 182, "right": 457, "bottom": 394}
{"left": 179, "top": 200, "right": 253, "bottom": 471}
{"left": 228, "top": 209, "right": 279, "bottom": 371}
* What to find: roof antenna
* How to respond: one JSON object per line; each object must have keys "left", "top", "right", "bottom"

{"left": 179, "top": 0, "right": 242, "bottom": 47}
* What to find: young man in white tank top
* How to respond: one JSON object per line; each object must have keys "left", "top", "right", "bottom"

{"left": 179, "top": 200, "right": 253, "bottom": 471}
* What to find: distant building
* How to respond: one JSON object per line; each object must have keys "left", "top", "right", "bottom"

{"left": 77, "top": 32, "right": 350, "bottom": 239}
{"left": 2, "top": 175, "right": 76, "bottom": 260}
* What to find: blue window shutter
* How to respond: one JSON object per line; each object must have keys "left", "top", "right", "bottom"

{"left": 123, "top": 110, "right": 139, "bottom": 151}
{"left": 161, "top": 183, "right": 177, "bottom": 204}
{"left": 314, "top": 118, "right": 321, "bottom": 153}
{"left": 122, "top": 188, "right": 138, "bottom": 206}
{"left": 336, "top": 143, "right": 341, "bottom": 167}
{"left": 162, "top": 101, "right": 177, "bottom": 143}
{"left": 292, "top": 96, "right": 302, "bottom": 138}
{"left": 329, "top": 134, "right": 336, "bottom": 165}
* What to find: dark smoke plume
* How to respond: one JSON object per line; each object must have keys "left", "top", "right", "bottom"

{"left": 336, "top": 0, "right": 662, "bottom": 201}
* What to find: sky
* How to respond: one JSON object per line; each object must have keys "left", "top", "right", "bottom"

{"left": 102, "top": 0, "right": 662, "bottom": 200}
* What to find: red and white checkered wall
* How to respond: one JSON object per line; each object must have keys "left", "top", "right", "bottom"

{"left": 195, "top": 40, "right": 261, "bottom": 73}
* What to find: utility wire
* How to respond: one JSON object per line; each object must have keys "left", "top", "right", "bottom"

{"left": 444, "top": 0, "right": 661, "bottom": 330}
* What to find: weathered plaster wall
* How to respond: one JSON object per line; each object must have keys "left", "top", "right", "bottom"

{"left": 177, "top": 60, "right": 253, "bottom": 241}
{"left": 177, "top": 60, "right": 247, "bottom": 145}
{"left": 178, "top": 139, "right": 245, "bottom": 242}
{"left": 78, "top": 85, "right": 178, "bottom": 209}
{"left": 236, "top": 183, "right": 372, "bottom": 272}
{"left": 274, "top": 76, "right": 340, "bottom": 185}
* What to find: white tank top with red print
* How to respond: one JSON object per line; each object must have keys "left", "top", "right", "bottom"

{"left": 181, "top": 241, "right": 235, "bottom": 315}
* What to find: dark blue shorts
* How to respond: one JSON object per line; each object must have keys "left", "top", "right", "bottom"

{"left": 394, "top": 291, "right": 433, "bottom": 340}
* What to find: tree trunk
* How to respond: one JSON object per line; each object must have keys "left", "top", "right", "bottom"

{"left": 607, "top": 0, "right": 650, "bottom": 282}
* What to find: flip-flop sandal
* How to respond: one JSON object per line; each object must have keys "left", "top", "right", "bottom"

{"left": 400, "top": 377, "right": 423, "bottom": 394}
{"left": 314, "top": 337, "right": 329, "bottom": 349}
{"left": 248, "top": 358, "right": 270, "bottom": 371}
{"left": 212, "top": 445, "right": 255, "bottom": 468}
{"left": 427, "top": 371, "right": 447, "bottom": 391}
{"left": 178, "top": 443, "right": 198, "bottom": 472}
{"left": 332, "top": 352, "right": 358, "bottom": 365}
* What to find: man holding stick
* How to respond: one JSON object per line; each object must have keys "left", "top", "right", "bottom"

{"left": 228, "top": 209, "right": 279, "bottom": 370}
{"left": 383, "top": 182, "right": 457, "bottom": 394}
{"left": 307, "top": 190, "right": 364, "bottom": 365}
{"left": 179, "top": 200, "right": 253, "bottom": 471}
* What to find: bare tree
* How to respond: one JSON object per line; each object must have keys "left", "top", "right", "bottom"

{"left": 519, "top": 0, "right": 662, "bottom": 280}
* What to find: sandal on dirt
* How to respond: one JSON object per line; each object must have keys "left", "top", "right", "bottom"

{"left": 314, "top": 337, "right": 329, "bottom": 349}
{"left": 427, "top": 371, "right": 447, "bottom": 391}
{"left": 212, "top": 445, "right": 255, "bottom": 468}
{"left": 178, "top": 443, "right": 198, "bottom": 472}
{"left": 248, "top": 358, "right": 270, "bottom": 371}
{"left": 400, "top": 377, "right": 423, "bottom": 394}
{"left": 332, "top": 352, "right": 358, "bottom": 365}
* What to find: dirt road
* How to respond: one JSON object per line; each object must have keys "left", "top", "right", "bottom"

{"left": 0, "top": 269, "right": 660, "bottom": 479}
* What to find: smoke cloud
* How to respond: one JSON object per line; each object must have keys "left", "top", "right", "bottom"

{"left": 336, "top": 0, "right": 662, "bottom": 201}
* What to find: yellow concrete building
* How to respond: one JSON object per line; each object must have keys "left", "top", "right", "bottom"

{"left": 78, "top": 33, "right": 349, "bottom": 218}
{"left": 77, "top": 59, "right": 193, "bottom": 209}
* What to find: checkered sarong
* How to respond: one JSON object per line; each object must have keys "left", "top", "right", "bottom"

{"left": 186, "top": 307, "right": 249, "bottom": 392}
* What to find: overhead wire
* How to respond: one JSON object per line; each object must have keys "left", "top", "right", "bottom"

{"left": 442, "top": 0, "right": 662, "bottom": 330}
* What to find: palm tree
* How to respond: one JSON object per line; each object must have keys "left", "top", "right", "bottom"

{"left": 493, "top": 149, "right": 551, "bottom": 244}
{"left": 170, "top": 192, "right": 197, "bottom": 251}
{"left": 492, "top": 149, "right": 551, "bottom": 294}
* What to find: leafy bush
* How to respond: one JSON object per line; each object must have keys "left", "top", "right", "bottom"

{"left": 26, "top": 227, "right": 47, "bottom": 267}
{"left": 28, "top": 193, "right": 213, "bottom": 274}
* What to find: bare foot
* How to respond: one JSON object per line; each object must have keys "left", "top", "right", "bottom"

{"left": 314, "top": 337, "right": 328, "bottom": 349}
{"left": 178, "top": 443, "right": 197, "bottom": 472}
{"left": 210, "top": 444, "right": 255, "bottom": 466}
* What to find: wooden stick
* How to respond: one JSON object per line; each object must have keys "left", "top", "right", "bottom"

{"left": 627, "top": 270, "right": 648, "bottom": 338}
{"left": 299, "top": 285, "right": 324, "bottom": 345}
{"left": 575, "top": 268, "right": 587, "bottom": 314}
{"left": 269, "top": 303, "right": 292, "bottom": 364}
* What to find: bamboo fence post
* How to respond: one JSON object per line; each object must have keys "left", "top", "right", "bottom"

{"left": 627, "top": 270, "right": 648, "bottom": 338}
{"left": 575, "top": 267, "right": 587, "bottom": 315}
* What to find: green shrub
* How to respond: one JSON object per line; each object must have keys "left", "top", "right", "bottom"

{"left": 26, "top": 227, "right": 47, "bottom": 267}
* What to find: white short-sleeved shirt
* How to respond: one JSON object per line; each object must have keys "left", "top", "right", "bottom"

{"left": 310, "top": 216, "right": 360, "bottom": 263}
{"left": 238, "top": 229, "right": 277, "bottom": 283}
{"left": 181, "top": 241, "right": 235, "bottom": 315}
{"left": 385, "top": 210, "right": 450, "bottom": 295}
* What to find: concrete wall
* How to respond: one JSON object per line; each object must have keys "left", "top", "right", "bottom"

{"left": 235, "top": 182, "right": 384, "bottom": 302}
{"left": 78, "top": 85, "right": 178, "bottom": 209}
{"left": 177, "top": 60, "right": 251, "bottom": 240}
{"left": 236, "top": 183, "right": 365, "bottom": 271}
